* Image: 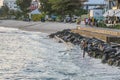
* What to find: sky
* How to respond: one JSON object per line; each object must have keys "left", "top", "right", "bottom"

{"left": 88, "top": 0, "right": 105, "bottom": 4}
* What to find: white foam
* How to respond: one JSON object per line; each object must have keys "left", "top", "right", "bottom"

{"left": 0, "top": 27, "right": 120, "bottom": 80}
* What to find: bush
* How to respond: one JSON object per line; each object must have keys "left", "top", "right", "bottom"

{"left": 113, "top": 24, "right": 120, "bottom": 29}
{"left": 31, "top": 13, "right": 45, "bottom": 21}
{"left": 105, "top": 24, "right": 120, "bottom": 29}
{"left": 97, "top": 20, "right": 120, "bottom": 29}
{"left": 56, "top": 16, "right": 63, "bottom": 22}
{"left": 98, "top": 21, "right": 107, "bottom": 28}
{"left": 31, "top": 14, "right": 41, "bottom": 21}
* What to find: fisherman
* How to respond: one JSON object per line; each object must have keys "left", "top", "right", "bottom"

{"left": 81, "top": 39, "right": 88, "bottom": 58}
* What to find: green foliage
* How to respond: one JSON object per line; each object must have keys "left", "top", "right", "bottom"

{"left": 0, "top": 5, "right": 23, "bottom": 19}
{"left": 31, "top": 13, "right": 45, "bottom": 21}
{"left": 114, "top": 24, "right": 120, "bottom": 29}
{"left": 9, "top": 10, "right": 15, "bottom": 15}
{"left": 0, "top": 4, "right": 9, "bottom": 17}
{"left": 14, "top": 11, "right": 23, "bottom": 19}
{"left": 74, "top": 9, "right": 88, "bottom": 16}
{"left": 49, "top": 0, "right": 82, "bottom": 16}
{"left": 56, "top": 15, "right": 63, "bottom": 22}
{"left": 31, "top": 14, "right": 41, "bottom": 21}
{"left": 39, "top": 0, "right": 84, "bottom": 17}
{"left": 109, "top": 24, "right": 120, "bottom": 29}
{"left": 97, "top": 21, "right": 120, "bottom": 29}
{"left": 39, "top": 0, "right": 53, "bottom": 14}
{"left": 98, "top": 21, "right": 107, "bottom": 28}
{"left": 16, "top": 0, "right": 32, "bottom": 13}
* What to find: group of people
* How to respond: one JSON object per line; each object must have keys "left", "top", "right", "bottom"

{"left": 84, "top": 17, "right": 98, "bottom": 27}
{"left": 76, "top": 17, "right": 99, "bottom": 27}
{"left": 104, "top": 16, "right": 120, "bottom": 24}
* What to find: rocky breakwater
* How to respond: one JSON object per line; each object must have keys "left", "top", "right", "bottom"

{"left": 49, "top": 29, "right": 120, "bottom": 67}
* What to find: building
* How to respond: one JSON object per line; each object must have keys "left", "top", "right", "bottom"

{"left": 105, "top": 0, "right": 120, "bottom": 10}
{"left": 0, "top": 0, "right": 3, "bottom": 8}
{"left": 103, "top": 0, "right": 120, "bottom": 23}
{"left": 30, "top": 0, "right": 40, "bottom": 11}
{"left": 84, "top": 0, "right": 106, "bottom": 11}
{"left": 103, "top": 0, "right": 120, "bottom": 16}
{"left": 3, "top": 0, "right": 18, "bottom": 10}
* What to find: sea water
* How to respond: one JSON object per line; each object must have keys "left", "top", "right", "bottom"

{"left": 0, "top": 27, "right": 120, "bottom": 80}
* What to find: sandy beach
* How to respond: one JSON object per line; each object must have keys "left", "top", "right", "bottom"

{"left": 0, "top": 20, "right": 76, "bottom": 33}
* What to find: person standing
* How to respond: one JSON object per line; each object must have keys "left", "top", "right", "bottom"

{"left": 81, "top": 40, "right": 88, "bottom": 58}
{"left": 84, "top": 18, "right": 88, "bottom": 25}
{"left": 92, "top": 17, "right": 94, "bottom": 26}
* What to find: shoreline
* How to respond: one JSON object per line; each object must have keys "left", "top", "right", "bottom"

{"left": 0, "top": 20, "right": 76, "bottom": 34}
{"left": 49, "top": 29, "right": 120, "bottom": 67}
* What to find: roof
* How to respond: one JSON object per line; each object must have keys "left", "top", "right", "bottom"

{"left": 30, "top": 9, "right": 41, "bottom": 14}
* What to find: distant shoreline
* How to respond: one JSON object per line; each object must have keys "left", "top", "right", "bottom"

{"left": 0, "top": 20, "right": 76, "bottom": 34}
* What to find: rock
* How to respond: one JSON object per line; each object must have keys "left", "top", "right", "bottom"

{"left": 49, "top": 29, "right": 120, "bottom": 67}
{"left": 108, "top": 58, "right": 115, "bottom": 66}
{"left": 102, "top": 54, "right": 108, "bottom": 63}
{"left": 114, "top": 60, "right": 120, "bottom": 66}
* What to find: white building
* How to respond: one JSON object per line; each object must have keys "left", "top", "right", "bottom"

{"left": 0, "top": 0, "right": 3, "bottom": 8}
{"left": 3, "top": 0, "right": 18, "bottom": 10}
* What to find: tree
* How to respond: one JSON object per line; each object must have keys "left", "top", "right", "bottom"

{"left": 48, "top": 0, "right": 86, "bottom": 16}
{"left": 14, "top": 11, "right": 23, "bottom": 19}
{"left": 74, "top": 8, "right": 88, "bottom": 16}
{"left": 8, "top": 10, "right": 22, "bottom": 19}
{"left": 0, "top": 4, "right": 9, "bottom": 17}
{"left": 16, "top": 0, "right": 32, "bottom": 14}
{"left": 39, "top": 0, "right": 53, "bottom": 14}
